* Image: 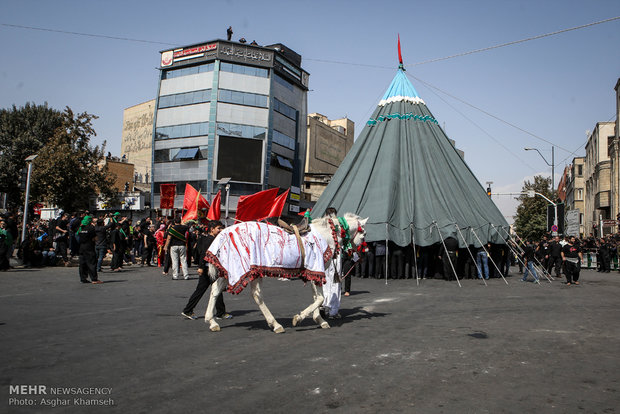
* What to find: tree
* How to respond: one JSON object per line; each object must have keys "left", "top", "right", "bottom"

{"left": 513, "top": 175, "right": 555, "bottom": 241}
{"left": 30, "top": 108, "right": 117, "bottom": 212}
{"left": 0, "top": 103, "right": 63, "bottom": 208}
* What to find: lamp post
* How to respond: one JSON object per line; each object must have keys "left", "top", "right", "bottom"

{"left": 216, "top": 177, "right": 231, "bottom": 227}
{"left": 21, "top": 154, "right": 38, "bottom": 243}
{"left": 524, "top": 146, "right": 555, "bottom": 193}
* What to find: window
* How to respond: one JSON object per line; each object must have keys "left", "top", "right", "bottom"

{"left": 154, "top": 146, "right": 208, "bottom": 162}
{"left": 220, "top": 62, "right": 268, "bottom": 78}
{"left": 155, "top": 122, "right": 208, "bottom": 140}
{"left": 154, "top": 180, "right": 208, "bottom": 194}
{"left": 272, "top": 155, "right": 293, "bottom": 170}
{"left": 162, "top": 63, "right": 214, "bottom": 79}
{"left": 217, "top": 136, "right": 263, "bottom": 183}
{"left": 273, "top": 130, "right": 296, "bottom": 150}
{"left": 273, "top": 98, "right": 297, "bottom": 120}
{"left": 218, "top": 89, "right": 268, "bottom": 108}
{"left": 217, "top": 122, "right": 266, "bottom": 140}
{"left": 274, "top": 73, "right": 294, "bottom": 91}
{"left": 577, "top": 164, "right": 583, "bottom": 176}
{"left": 577, "top": 189, "right": 583, "bottom": 200}
{"left": 158, "top": 89, "right": 211, "bottom": 109}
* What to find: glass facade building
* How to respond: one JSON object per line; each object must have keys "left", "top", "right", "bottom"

{"left": 152, "top": 40, "right": 309, "bottom": 210}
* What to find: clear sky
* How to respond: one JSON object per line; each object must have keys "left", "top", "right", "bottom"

{"left": 2, "top": 0, "right": 619, "bottom": 222}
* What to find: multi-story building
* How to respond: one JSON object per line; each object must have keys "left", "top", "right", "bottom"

{"left": 607, "top": 78, "right": 620, "bottom": 226}
{"left": 151, "top": 40, "right": 309, "bottom": 213}
{"left": 304, "top": 113, "right": 354, "bottom": 201}
{"left": 121, "top": 100, "right": 155, "bottom": 188}
{"left": 584, "top": 122, "right": 615, "bottom": 236}
{"left": 565, "top": 157, "right": 585, "bottom": 236}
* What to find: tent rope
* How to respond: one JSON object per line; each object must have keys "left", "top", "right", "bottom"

{"left": 454, "top": 224, "right": 487, "bottom": 286}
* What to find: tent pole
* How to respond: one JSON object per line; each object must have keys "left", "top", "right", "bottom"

{"left": 511, "top": 231, "right": 552, "bottom": 284}
{"left": 455, "top": 224, "right": 486, "bottom": 286}
{"left": 385, "top": 222, "right": 389, "bottom": 285}
{"left": 491, "top": 224, "right": 532, "bottom": 283}
{"left": 433, "top": 222, "right": 461, "bottom": 288}
{"left": 411, "top": 223, "right": 419, "bottom": 286}
{"left": 470, "top": 227, "right": 509, "bottom": 285}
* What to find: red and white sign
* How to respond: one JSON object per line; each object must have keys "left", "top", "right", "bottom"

{"left": 173, "top": 43, "right": 216, "bottom": 59}
{"left": 161, "top": 50, "right": 173, "bottom": 67}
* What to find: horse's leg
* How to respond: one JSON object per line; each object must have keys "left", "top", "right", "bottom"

{"left": 312, "top": 283, "right": 330, "bottom": 329}
{"left": 204, "top": 269, "right": 226, "bottom": 332}
{"left": 292, "top": 282, "right": 329, "bottom": 328}
{"left": 251, "top": 278, "right": 284, "bottom": 333}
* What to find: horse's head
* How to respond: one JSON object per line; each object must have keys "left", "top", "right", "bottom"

{"left": 342, "top": 212, "right": 369, "bottom": 253}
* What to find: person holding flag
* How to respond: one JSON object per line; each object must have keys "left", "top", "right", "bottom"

{"left": 165, "top": 216, "right": 189, "bottom": 280}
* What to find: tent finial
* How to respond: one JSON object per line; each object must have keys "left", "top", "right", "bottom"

{"left": 398, "top": 34, "right": 404, "bottom": 69}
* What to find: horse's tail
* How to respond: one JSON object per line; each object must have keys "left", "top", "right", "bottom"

{"left": 208, "top": 263, "right": 219, "bottom": 282}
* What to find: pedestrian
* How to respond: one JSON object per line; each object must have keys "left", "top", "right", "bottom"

{"left": 476, "top": 244, "right": 490, "bottom": 280}
{"left": 54, "top": 212, "right": 70, "bottom": 265}
{"left": 439, "top": 236, "right": 459, "bottom": 280}
{"left": 322, "top": 207, "right": 342, "bottom": 319}
{"left": 109, "top": 222, "right": 124, "bottom": 272}
{"left": 142, "top": 224, "right": 156, "bottom": 266}
{"left": 522, "top": 239, "right": 539, "bottom": 283}
{"left": 94, "top": 218, "right": 109, "bottom": 272}
{"left": 0, "top": 219, "right": 12, "bottom": 271}
{"left": 181, "top": 220, "right": 231, "bottom": 320}
{"left": 155, "top": 224, "right": 166, "bottom": 268}
{"left": 165, "top": 216, "right": 189, "bottom": 280}
{"left": 549, "top": 236, "right": 563, "bottom": 278}
{"left": 562, "top": 236, "right": 583, "bottom": 286}
{"left": 77, "top": 215, "right": 102, "bottom": 284}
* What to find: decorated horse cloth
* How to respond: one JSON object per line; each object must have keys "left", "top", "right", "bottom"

{"left": 205, "top": 222, "right": 333, "bottom": 294}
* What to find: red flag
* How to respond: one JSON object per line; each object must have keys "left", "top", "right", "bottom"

{"left": 207, "top": 190, "right": 221, "bottom": 221}
{"left": 160, "top": 184, "right": 176, "bottom": 209}
{"left": 183, "top": 184, "right": 209, "bottom": 211}
{"left": 182, "top": 199, "right": 198, "bottom": 223}
{"left": 267, "top": 189, "right": 289, "bottom": 218}
{"left": 235, "top": 188, "right": 279, "bottom": 222}
{"left": 398, "top": 34, "right": 403, "bottom": 65}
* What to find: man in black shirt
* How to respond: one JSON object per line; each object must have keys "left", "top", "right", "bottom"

{"left": 77, "top": 216, "right": 102, "bottom": 284}
{"left": 181, "top": 220, "right": 230, "bottom": 319}
{"left": 55, "top": 213, "right": 70, "bottom": 265}
{"left": 562, "top": 236, "right": 583, "bottom": 285}
{"left": 142, "top": 224, "right": 156, "bottom": 266}
{"left": 165, "top": 216, "right": 189, "bottom": 280}
{"left": 522, "top": 240, "right": 539, "bottom": 283}
{"left": 94, "top": 218, "right": 109, "bottom": 272}
{"left": 549, "top": 236, "right": 563, "bottom": 278}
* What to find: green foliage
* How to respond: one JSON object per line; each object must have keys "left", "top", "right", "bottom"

{"left": 513, "top": 175, "right": 555, "bottom": 241}
{"left": 0, "top": 103, "right": 63, "bottom": 207}
{"left": 30, "top": 108, "right": 117, "bottom": 212}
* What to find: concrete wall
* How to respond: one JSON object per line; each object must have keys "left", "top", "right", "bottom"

{"left": 121, "top": 100, "right": 155, "bottom": 183}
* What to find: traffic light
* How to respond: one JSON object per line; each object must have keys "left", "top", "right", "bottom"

{"left": 486, "top": 186, "right": 492, "bottom": 198}
{"left": 19, "top": 167, "right": 28, "bottom": 190}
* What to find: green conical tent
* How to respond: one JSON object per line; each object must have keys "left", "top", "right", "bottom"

{"left": 311, "top": 66, "right": 510, "bottom": 248}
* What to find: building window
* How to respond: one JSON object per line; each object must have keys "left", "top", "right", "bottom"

{"left": 217, "top": 136, "right": 263, "bottom": 183}
{"left": 162, "top": 63, "right": 215, "bottom": 79}
{"left": 577, "top": 189, "right": 583, "bottom": 200}
{"left": 220, "top": 62, "right": 268, "bottom": 78}
{"left": 273, "top": 130, "right": 296, "bottom": 150}
{"left": 577, "top": 164, "right": 583, "bottom": 176}
{"left": 579, "top": 213, "right": 583, "bottom": 225}
{"left": 274, "top": 73, "right": 294, "bottom": 92}
{"left": 155, "top": 122, "right": 208, "bottom": 140}
{"left": 271, "top": 153, "right": 294, "bottom": 171}
{"left": 158, "top": 89, "right": 211, "bottom": 109}
{"left": 154, "top": 146, "right": 208, "bottom": 162}
{"left": 153, "top": 180, "right": 209, "bottom": 194}
{"left": 218, "top": 89, "right": 268, "bottom": 108}
{"left": 216, "top": 122, "right": 266, "bottom": 140}
{"left": 273, "top": 98, "right": 297, "bottom": 120}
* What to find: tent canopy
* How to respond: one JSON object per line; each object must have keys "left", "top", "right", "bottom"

{"left": 311, "top": 68, "right": 509, "bottom": 248}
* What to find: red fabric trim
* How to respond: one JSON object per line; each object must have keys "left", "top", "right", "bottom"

{"left": 205, "top": 251, "right": 326, "bottom": 295}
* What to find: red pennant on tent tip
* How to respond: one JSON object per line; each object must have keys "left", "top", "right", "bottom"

{"left": 398, "top": 34, "right": 403, "bottom": 65}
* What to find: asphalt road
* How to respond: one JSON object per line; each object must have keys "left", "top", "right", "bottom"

{"left": 1, "top": 263, "right": 619, "bottom": 414}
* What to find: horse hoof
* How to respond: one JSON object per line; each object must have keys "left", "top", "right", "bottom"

{"left": 292, "top": 314, "right": 302, "bottom": 327}
{"left": 209, "top": 324, "right": 221, "bottom": 332}
{"left": 274, "top": 326, "right": 285, "bottom": 334}
{"left": 320, "top": 322, "right": 330, "bottom": 329}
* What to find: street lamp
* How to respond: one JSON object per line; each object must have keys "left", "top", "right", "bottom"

{"left": 524, "top": 147, "right": 555, "bottom": 193}
{"left": 216, "top": 177, "right": 231, "bottom": 227}
{"left": 21, "top": 154, "right": 38, "bottom": 243}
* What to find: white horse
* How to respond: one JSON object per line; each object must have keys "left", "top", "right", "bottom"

{"left": 204, "top": 213, "right": 368, "bottom": 333}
